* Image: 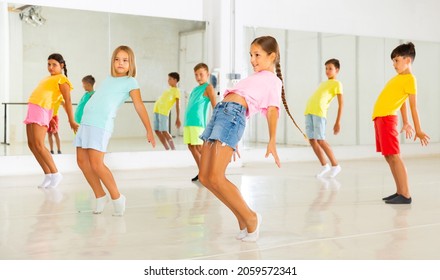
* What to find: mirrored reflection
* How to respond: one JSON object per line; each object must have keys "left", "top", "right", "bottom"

{"left": 2, "top": 4, "right": 205, "bottom": 155}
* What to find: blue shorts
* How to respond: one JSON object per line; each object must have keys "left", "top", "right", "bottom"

{"left": 154, "top": 112, "right": 169, "bottom": 132}
{"left": 200, "top": 102, "right": 246, "bottom": 151}
{"left": 305, "top": 114, "right": 327, "bottom": 140}
{"left": 75, "top": 124, "right": 112, "bottom": 152}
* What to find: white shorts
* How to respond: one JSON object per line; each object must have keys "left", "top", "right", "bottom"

{"left": 75, "top": 124, "right": 112, "bottom": 152}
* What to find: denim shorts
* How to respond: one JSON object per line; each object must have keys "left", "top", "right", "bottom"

{"left": 200, "top": 101, "right": 246, "bottom": 150}
{"left": 75, "top": 124, "right": 112, "bottom": 152}
{"left": 153, "top": 112, "right": 169, "bottom": 132}
{"left": 305, "top": 114, "right": 327, "bottom": 140}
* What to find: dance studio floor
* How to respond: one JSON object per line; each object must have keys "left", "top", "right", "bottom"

{"left": 0, "top": 155, "right": 439, "bottom": 260}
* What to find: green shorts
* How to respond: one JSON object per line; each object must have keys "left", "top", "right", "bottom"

{"left": 184, "top": 126, "right": 204, "bottom": 145}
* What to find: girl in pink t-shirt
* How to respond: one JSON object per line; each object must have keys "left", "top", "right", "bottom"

{"left": 199, "top": 36, "right": 305, "bottom": 242}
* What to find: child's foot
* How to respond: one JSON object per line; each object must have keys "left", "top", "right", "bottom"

{"left": 112, "top": 195, "right": 126, "bottom": 216}
{"left": 316, "top": 164, "right": 330, "bottom": 177}
{"left": 382, "top": 193, "right": 398, "bottom": 201}
{"left": 47, "top": 172, "right": 63, "bottom": 188}
{"left": 93, "top": 195, "right": 109, "bottom": 214}
{"left": 191, "top": 175, "right": 199, "bottom": 182}
{"left": 326, "top": 165, "right": 341, "bottom": 178}
{"left": 57, "top": 150, "right": 62, "bottom": 154}
{"left": 235, "top": 228, "right": 248, "bottom": 240}
{"left": 385, "top": 195, "right": 412, "bottom": 204}
{"left": 242, "top": 213, "right": 262, "bottom": 242}
{"left": 38, "top": 174, "right": 52, "bottom": 188}
{"left": 50, "top": 150, "right": 54, "bottom": 154}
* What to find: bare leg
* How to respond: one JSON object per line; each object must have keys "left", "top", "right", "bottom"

{"left": 317, "top": 139, "right": 338, "bottom": 166}
{"left": 309, "top": 139, "right": 327, "bottom": 165}
{"left": 87, "top": 149, "right": 120, "bottom": 200}
{"left": 27, "top": 123, "right": 58, "bottom": 174}
{"left": 188, "top": 144, "right": 202, "bottom": 169}
{"left": 47, "top": 132, "right": 54, "bottom": 153}
{"left": 155, "top": 130, "right": 170, "bottom": 150}
{"left": 76, "top": 147, "right": 105, "bottom": 198}
{"left": 199, "top": 141, "right": 257, "bottom": 233}
{"left": 385, "top": 154, "right": 410, "bottom": 198}
{"left": 54, "top": 132, "right": 61, "bottom": 152}
{"left": 163, "top": 131, "right": 176, "bottom": 150}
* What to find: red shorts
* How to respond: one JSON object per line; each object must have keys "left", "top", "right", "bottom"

{"left": 374, "top": 115, "right": 400, "bottom": 155}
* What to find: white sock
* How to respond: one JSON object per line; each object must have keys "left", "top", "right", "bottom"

{"left": 316, "top": 163, "right": 331, "bottom": 177}
{"left": 326, "top": 165, "right": 342, "bottom": 178}
{"left": 48, "top": 172, "right": 63, "bottom": 188}
{"left": 112, "top": 195, "right": 126, "bottom": 216}
{"left": 93, "top": 195, "right": 109, "bottom": 214}
{"left": 38, "top": 174, "right": 52, "bottom": 188}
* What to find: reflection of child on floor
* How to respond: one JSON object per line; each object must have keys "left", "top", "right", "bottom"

{"left": 47, "top": 95, "right": 64, "bottom": 154}
{"left": 153, "top": 72, "right": 181, "bottom": 150}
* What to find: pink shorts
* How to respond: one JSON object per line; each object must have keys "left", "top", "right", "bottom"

{"left": 23, "top": 103, "right": 53, "bottom": 128}
{"left": 47, "top": 115, "right": 59, "bottom": 134}
{"left": 374, "top": 115, "right": 400, "bottom": 155}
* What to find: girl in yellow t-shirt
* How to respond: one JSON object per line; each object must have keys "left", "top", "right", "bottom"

{"left": 24, "top": 53, "right": 79, "bottom": 189}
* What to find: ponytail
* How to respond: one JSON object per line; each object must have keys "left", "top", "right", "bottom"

{"left": 275, "top": 62, "right": 307, "bottom": 140}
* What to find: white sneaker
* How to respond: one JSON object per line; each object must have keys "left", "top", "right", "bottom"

{"left": 316, "top": 164, "right": 330, "bottom": 178}
{"left": 326, "top": 165, "right": 341, "bottom": 178}
{"left": 47, "top": 173, "right": 63, "bottom": 188}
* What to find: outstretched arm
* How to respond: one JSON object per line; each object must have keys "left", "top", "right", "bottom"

{"left": 130, "top": 89, "right": 156, "bottom": 148}
{"left": 59, "top": 83, "right": 79, "bottom": 133}
{"left": 333, "top": 94, "right": 343, "bottom": 135}
{"left": 265, "top": 106, "right": 280, "bottom": 168}
{"left": 408, "top": 94, "right": 430, "bottom": 146}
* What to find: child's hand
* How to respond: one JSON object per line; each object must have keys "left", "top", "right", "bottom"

{"left": 175, "top": 119, "right": 181, "bottom": 129}
{"left": 147, "top": 132, "right": 156, "bottom": 148}
{"left": 414, "top": 130, "right": 430, "bottom": 146}
{"left": 70, "top": 121, "right": 79, "bottom": 134}
{"left": 400, "top": 123, "right": 414, "bottom": 139}
{"left": 333, "top": 123, "right": 341, "bottom": 135}
{"left": 265, "top": 142, "right": 280, "bottom": 168}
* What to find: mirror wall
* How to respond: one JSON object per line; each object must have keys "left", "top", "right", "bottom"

{"left": 2, "top": 5, "right": 205, "bottom": 155}
{"left": 241, "top": 27, "right": 440, "bottom": 148}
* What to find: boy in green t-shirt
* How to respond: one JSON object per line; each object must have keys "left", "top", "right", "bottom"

{"left": 304, "top": 59, "right": 344, "bottom": 178}
{"left": 153, "top": 72, "right": 181, "bottom": 150}
{"left": 75, "top": 75, "right": 95, "bottom": 124}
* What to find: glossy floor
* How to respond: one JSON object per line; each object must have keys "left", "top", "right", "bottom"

{"left": 0, "top": 156, "right": 439, "bottom": 260}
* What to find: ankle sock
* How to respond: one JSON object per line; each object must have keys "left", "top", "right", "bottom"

{"left": 93, "top": 195, "right": 109, "bottom": 214}
{"left": 38, "top": 174, "right": 52, "bottom": 188}
{"left": 235, "top": 228, "right": 248, "bottom": 240}
{"left": 242, "top": 213, "right": 262, "bottom": 242}
{"left": 48, "top": 172, "right": 63, "bottom": 188}
{"left": 326, "top": 165, "right": 342, "bottom": 178}
{"left": 316, "top": 164, "right": 330, "bottom": 178}
{"left": 112, "top": 195, "right": 126, "bottom": 216}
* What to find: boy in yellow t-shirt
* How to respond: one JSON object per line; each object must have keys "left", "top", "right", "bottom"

{"left": 305, "top": 58, "right": 344, "bottom": 178}
{"left": 373, "top": 42, "right": 430, "bottom": 205}
{"left": 153, "top": 72, "right": 181, "bottom": 150}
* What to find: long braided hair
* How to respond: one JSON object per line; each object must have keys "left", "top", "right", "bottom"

{"left": 48, "top": 53, "right": 68, "bottom": 77}
{"left": 251, "top": 36, "right": 307, "bottom": 139}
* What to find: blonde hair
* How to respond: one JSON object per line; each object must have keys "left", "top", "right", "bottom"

{"left": 251, "top": 36, "right": 307, "bottom": 139}
{"left": 111, "top": 45, "right": 137, "bottom": 77}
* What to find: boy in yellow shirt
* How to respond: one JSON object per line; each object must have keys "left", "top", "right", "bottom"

{"left": 153, "top": 72, "right": 181, "bottom": 150}
{"left": 305, "top": 58, "right": 343, "bottom": 178}
{"left": 373, "top": 42, "right": 429, "bottom": 204}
